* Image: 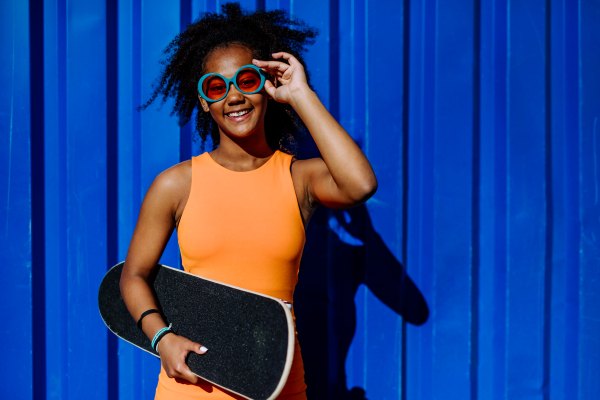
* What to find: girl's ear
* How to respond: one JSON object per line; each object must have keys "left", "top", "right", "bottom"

{"left": 199, "top": 94, "right": 210, "bottom": 112}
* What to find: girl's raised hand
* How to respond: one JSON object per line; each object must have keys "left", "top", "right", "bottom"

{"left": 252, "top": 52, "right": 310, "bottom": 106}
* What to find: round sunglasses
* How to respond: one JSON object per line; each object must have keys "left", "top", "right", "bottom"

{"left": 198, "top": 65, "right": 267, "bottom": 102}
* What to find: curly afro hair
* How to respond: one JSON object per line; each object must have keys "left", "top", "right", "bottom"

{"left": 139, "top": 2, "right": 318, "bottom": 154}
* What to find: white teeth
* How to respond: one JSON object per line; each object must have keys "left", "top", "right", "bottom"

{"left": 227, "top": 109, "right": 250, "bottom": 117}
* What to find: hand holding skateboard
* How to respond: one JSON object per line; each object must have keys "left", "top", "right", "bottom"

{"left": 158, "top": 332, "right": 207, "bottom": 384}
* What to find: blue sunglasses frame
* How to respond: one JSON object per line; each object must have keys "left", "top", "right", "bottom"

{"left": 198, "top": 64, "right": 267, "bottom": 103}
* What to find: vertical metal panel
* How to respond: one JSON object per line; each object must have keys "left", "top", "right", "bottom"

{"left": 265, "top": 0, "right": 289, "bottom": 13}
{"left": 353, "top": 0, "right": 407, "bottom": 398}
{"left": 64, "top": 0, "right": 108, "bottom": 398}
{"left": 189, "top": 0, "right": 224, "bottom": 156}
{"left": 117, "top": 0, "right": 144, "bottom": 398}
{"left": 179, "top": 0, "right": 193, "bottom": 163}
{"left": 430, "top": 0, "right": 475, "bottom": 396}
{"left": 578, "top": 1, "right": 600, "bottom": 399}
{"left": 39, "top": 0, "right": 110, "bottom": 398}
{"left": 140, "top": 0, "right": 180, "bottom": 270}
{"left": 106, "top": 0, "right": 120, "bottom": 397}
{"left": 202, "top": 0, "right": 218, "bottom": 14}
{"left": 478, "top": 1, "right": 508, "bottom": 399}
{"left": 30, "top": 0, "right": 47, "bottom": 397}
{"left": 43, "top": 0, "right": 69, "bottom": 397}
{"left": 407, "top": 0, "right": 476, "bottom": 397}
{"left": 406, "top": 0, "right": 436, "bottom": 398}
{"left": 235, "top": 0, "right": 256, "bottom": 11}
{"left": 292, "top": 0, "right": 330, "bottom": 109}
{"left": 549, "top": 0, "right": 580, "bottom": 399}
{"left": 287, "top": 2, "right": 333, "bottom": 398}
{"left": 0, "top": 0, "right": 32, "bottom": 398}
{"left": 505, "top": 2, "right": 548, "bottom": 398}
{"left": 339, "top": 0, "right": 367, "bottom": 396}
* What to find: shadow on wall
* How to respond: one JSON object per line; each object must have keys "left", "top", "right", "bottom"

{"left": 294, "top": 205, "right": 429, "bottom": 400}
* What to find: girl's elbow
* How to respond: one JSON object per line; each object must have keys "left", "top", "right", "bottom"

{"left": 363, "top": 177, "right": 378, "bottom": 201}
{"left": 350, "top": 177, "right": 378, "bottom": 204}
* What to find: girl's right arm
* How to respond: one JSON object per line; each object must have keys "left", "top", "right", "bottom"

{"left": 120, "top": 162, "right": 207, "bottom": 384}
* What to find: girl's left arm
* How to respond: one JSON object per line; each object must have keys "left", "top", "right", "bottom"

{"left": 254, "top": 52, "right": 377, "bottom": 209}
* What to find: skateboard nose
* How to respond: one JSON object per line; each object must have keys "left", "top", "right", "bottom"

{"left": 282, "top": 300, "right": 293, "bottom": 310}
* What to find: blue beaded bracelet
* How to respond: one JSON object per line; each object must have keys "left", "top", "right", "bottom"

{"left": 151, "top": 323, "right": 173, "bottom": 351}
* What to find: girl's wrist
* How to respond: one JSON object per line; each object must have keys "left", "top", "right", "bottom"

{"left": 289, "top": 86, "right": 317, "bottom": 110}
{"left": 156, "top": 332, "right": 175, "bottom": 352}
{"left": 152, "top": 323, "right": 173, "bottom": 351}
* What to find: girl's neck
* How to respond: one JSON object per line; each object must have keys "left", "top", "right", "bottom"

{"left": 210, "top": 128, "right": 275, "bottom": 171}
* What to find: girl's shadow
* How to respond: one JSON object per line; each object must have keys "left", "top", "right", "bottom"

{"left": 294, "top": 205, "right": 429, "bottom": 399}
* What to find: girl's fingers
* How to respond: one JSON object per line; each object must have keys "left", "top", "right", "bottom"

{"left": 179, "top": 341, "right": 207, "bottom": 383}
{"left": 271, "top": 52, "right": 302, "bottom": 67}
{"left": 263, "top": 80, "right": 278, "bottom": 99}
{"left": 182, "top": 338, "right": 208, "bottom": 355}
{"left": 193, "top": 343, "right": 208, "bottom": 355}
{"left": 259, "top": 68, "right": 284, "bottom": 78}
{"left": 160, "top": 335, "right": 208, "bottom": 384}
{"left": 281, "top": 68, "right": 294, "bottom": 81}
{"left": 179, "top": 365, "right": 199, "bottom": 384}
{"left": 252, "top": 59, "right": 289, "bottom": 73}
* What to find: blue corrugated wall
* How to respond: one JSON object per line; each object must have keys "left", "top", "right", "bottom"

{"left": 1, "top": 0, "right": 599, "bottom": 399}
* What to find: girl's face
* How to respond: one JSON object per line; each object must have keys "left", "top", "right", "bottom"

{"left": 199, "top": 45, "right": 269, "bottom": 140}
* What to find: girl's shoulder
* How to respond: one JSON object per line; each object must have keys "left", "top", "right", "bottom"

{"left": 145, "top": 160, "right": 192, "bottom": 221}
{"left": 153, "top": 159, "right": 192, "bottom": 192}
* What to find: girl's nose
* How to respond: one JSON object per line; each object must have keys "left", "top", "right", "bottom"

{"left": 226, "top": 83, "right": 245, "bottom": 103}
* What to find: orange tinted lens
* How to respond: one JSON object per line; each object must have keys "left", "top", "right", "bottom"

{"left": 236, "top": 69, "right": 261, "bottom": 93}
{"left": 202, "top": 76, "right": 227, "bottom": 100}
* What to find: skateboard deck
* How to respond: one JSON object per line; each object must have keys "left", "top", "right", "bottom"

{"left": 98, "top": 262, "right": 295, "bottom": 400}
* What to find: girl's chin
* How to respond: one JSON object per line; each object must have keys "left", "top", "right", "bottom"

{"left": 220, "top": 120, "right": 261, "bottom": 139}
{"left": 221, "top": 125, "right": 260, "bottom": 140}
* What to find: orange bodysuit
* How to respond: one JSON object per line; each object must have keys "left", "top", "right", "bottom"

{"left": 155, "top": 150, "right": 308, "bottom": 400}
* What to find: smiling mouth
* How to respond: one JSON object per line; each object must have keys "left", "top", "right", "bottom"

{"left": 225, "top": 108, "right": 252, "bottom": 118}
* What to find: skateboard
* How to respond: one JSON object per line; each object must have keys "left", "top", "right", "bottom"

{"left": 98, "top": 262, "right": 295, "bottom": 400}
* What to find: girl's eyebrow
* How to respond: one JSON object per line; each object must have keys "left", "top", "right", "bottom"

{"left": 206, "top": 76, "right": 223, "bottom": 84}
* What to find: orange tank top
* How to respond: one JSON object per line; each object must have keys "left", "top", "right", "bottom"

{"left": 155, "top": 150, "right": 308, "bottom": 400}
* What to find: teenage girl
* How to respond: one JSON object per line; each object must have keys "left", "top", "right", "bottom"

{"left": 120, "top": 4, "right": 377, "bottom": 399}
